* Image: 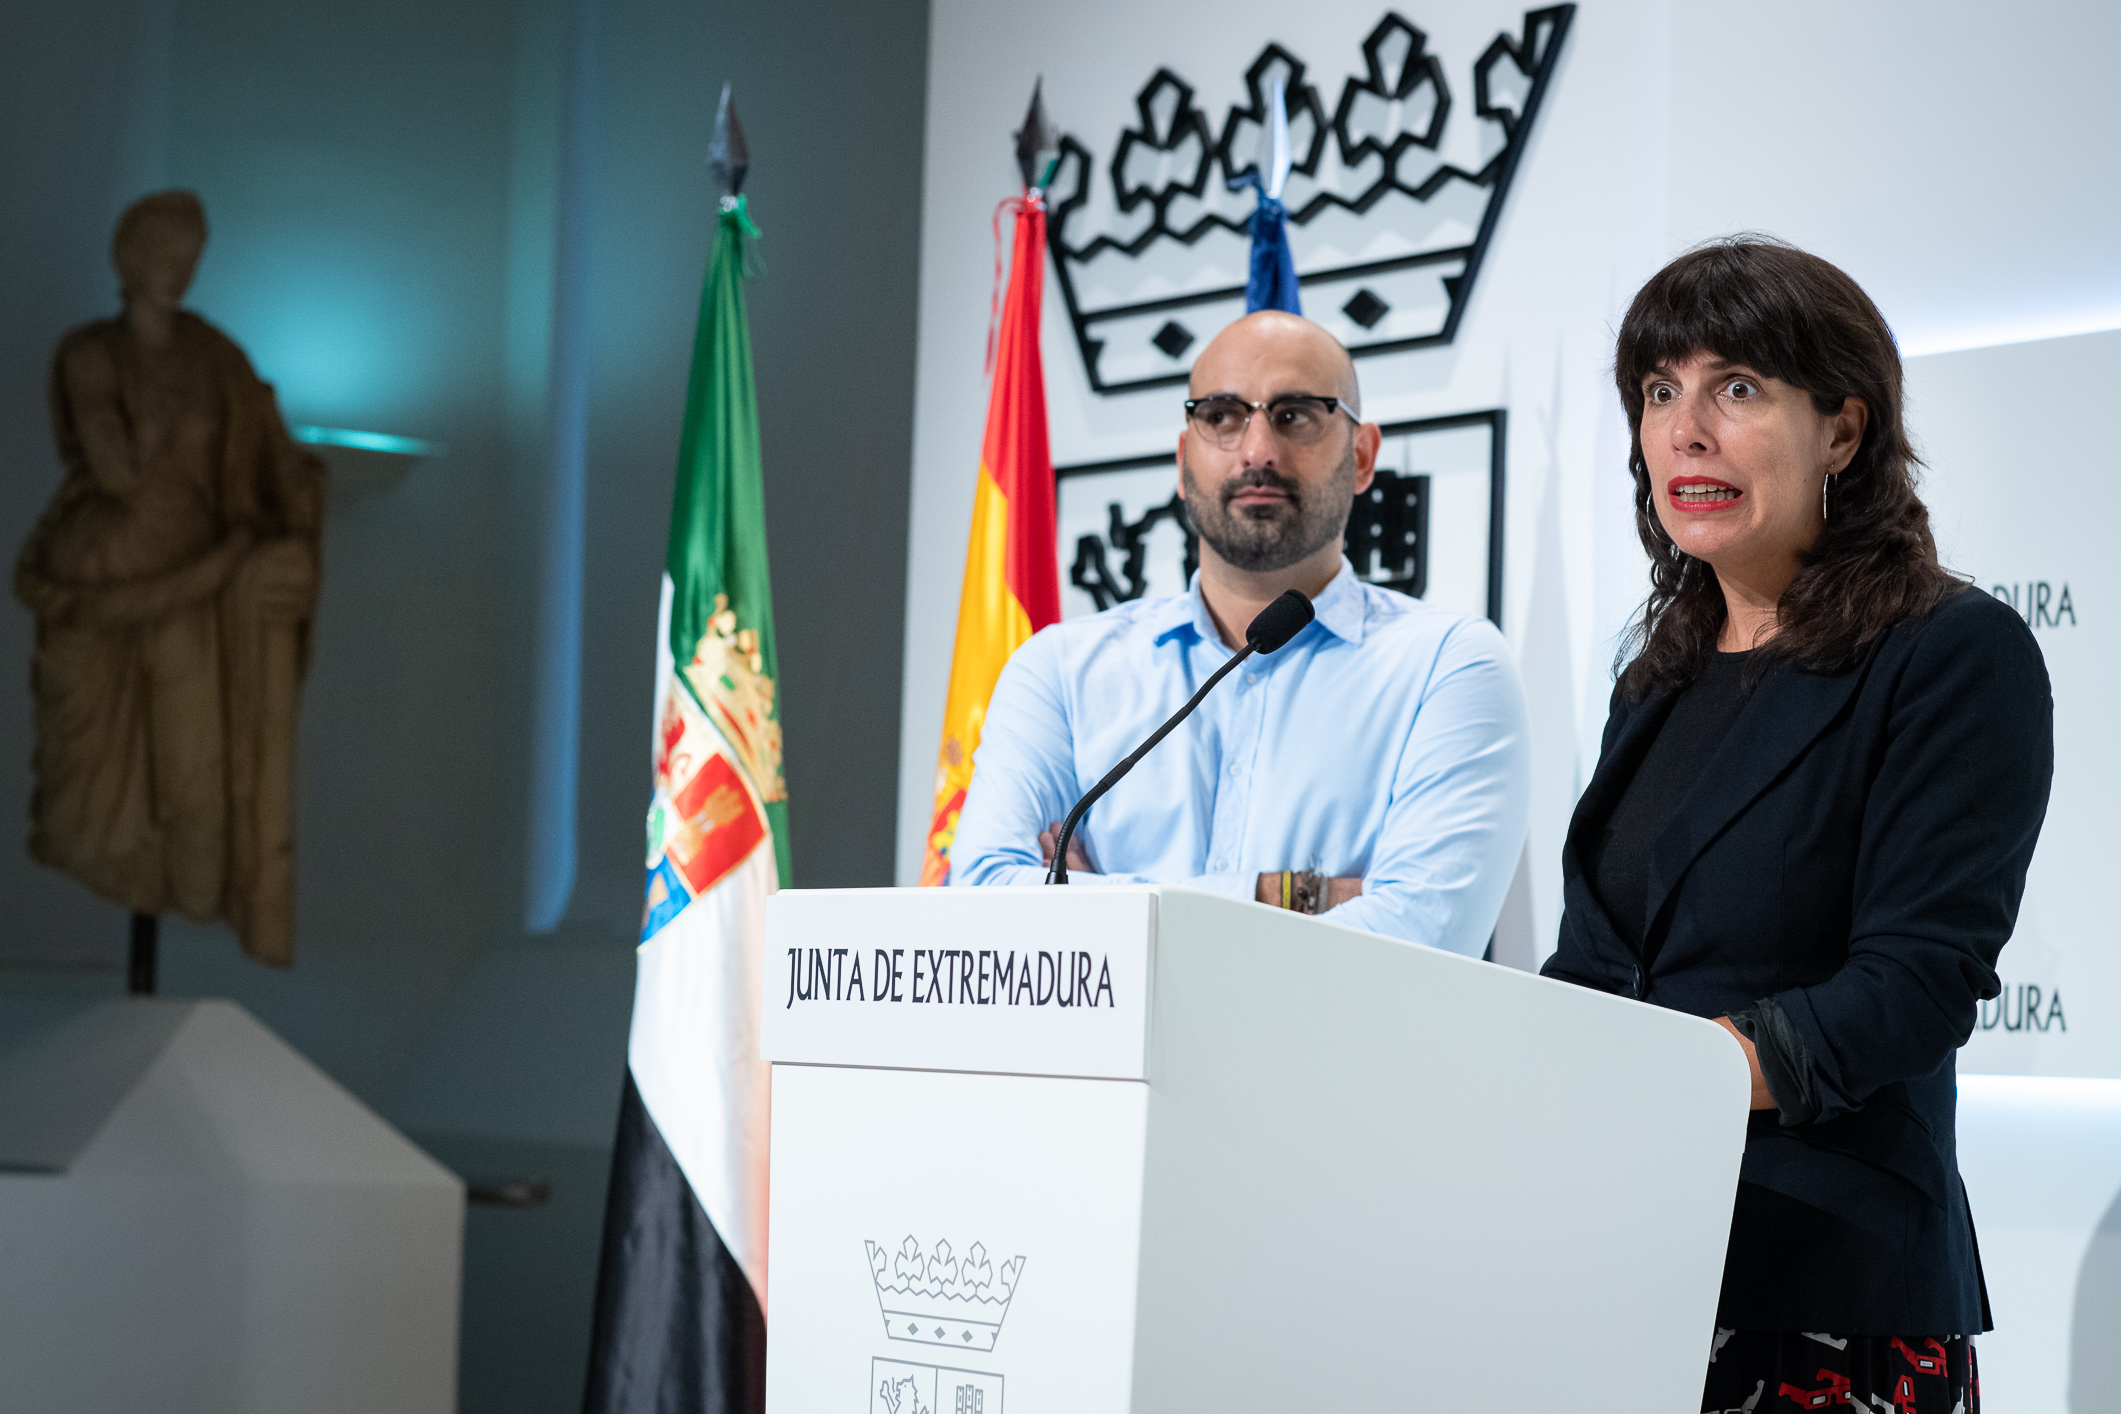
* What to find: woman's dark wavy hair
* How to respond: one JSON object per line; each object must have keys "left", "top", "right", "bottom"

{"left": 1613, "top": 236, "right": 1960, "bottom": 700}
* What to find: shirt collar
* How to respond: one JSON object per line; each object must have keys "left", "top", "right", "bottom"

{"left": 1309, "top": 558, "right": 1367, "bottom": 645}
{"left": 1150, "top": 557, "right": 1367, "bottom": 650}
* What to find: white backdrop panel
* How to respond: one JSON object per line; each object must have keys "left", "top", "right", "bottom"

{"left": 1908, "top": 329, "right": 2117, "bottom": 1078}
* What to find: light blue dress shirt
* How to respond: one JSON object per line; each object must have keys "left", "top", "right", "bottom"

{"left": 948, "top": 559, "right": 1532, "bottom": 956}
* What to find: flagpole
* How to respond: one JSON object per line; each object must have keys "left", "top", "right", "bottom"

{"left": 584, "top": 81, "right": 779, "bottom": 1414}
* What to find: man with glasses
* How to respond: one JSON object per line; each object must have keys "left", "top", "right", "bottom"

{"left": 946, "top": 311, "right": 1529, "bottom": 953}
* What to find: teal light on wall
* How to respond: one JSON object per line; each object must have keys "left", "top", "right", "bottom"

{"left": 522, "top": 0, "right": 600, "bottom": 935}
{"left": 293, "top": 425, "right": 446, "bottom": 457}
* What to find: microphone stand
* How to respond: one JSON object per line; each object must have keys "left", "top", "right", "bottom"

{"left": 1045, "top": 643, "right": 1258, "bottom": 885}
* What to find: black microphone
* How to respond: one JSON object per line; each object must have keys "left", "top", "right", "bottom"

{"left": 1046, "top": 589, "right": 1316, "bottom": 884}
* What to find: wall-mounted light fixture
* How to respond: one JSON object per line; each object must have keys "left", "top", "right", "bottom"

{"left": 293, "top": 425, "right": 444, "bottom": 497}
{"left": 294, "top": 425, "right": 446, "bottom": 457}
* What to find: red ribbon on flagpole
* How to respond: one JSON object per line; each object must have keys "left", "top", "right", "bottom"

{"left": 985, "top": 189, "right": 1044, "bottom": 375}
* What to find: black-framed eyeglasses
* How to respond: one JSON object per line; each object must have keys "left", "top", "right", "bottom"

{"left": 1183, "top": 394, "right": 1354, "bottom": 450}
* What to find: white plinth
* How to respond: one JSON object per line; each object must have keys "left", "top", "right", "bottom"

{"left": 0, "top": 999, "right": 464, "bottom": 1414}
{"left": 1955, "top": 1075, "right": 2121, "bottom": 1413}
{"left": 762, "top": 886, "right": 1751, "bottom": 1413}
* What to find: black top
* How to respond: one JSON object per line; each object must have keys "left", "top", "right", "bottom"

{"left": 1542, "top": 588, "right": 2053, "bottom": 1333}
{"left": 1589, "top": 650, "right": 1752, "bottom": 952}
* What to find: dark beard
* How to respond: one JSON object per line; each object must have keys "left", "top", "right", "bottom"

{"left": 1181, "top": 442, "right": 1358, "bottom": 573}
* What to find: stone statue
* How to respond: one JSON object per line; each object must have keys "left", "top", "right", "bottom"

{"left": 14, "top": 191, "right": 325, "bottom": 969}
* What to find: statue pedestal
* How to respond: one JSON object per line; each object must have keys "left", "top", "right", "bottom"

{"left": 0, "top": 999, "right": 463, "bottom": 1414}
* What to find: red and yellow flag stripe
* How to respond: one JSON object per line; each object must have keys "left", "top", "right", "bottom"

{"left": 921, "top": 192, "right": 1060, "bottom": 885}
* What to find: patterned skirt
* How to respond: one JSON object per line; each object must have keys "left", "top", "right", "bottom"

{"left": 1701, "top": 1329, "right": 1978, "bottom": 1413}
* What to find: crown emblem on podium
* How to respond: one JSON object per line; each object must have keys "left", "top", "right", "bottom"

{"left": 866, "top": 1236, "right": 1026, "bottom": 1352}
{"left": 1045, "top": 5, "right": 1573, "bottom": 394}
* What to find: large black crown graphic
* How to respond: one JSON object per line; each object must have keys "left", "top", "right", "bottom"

{"left": 1045, "top": 5, "right": 1573, "bottom": 394}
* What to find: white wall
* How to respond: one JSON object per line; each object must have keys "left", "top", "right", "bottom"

{"left": 895, "top": 0, "right": 2121, "bottom": 969}
{"left": 1667, "top": 1, "right": 2121, "bottom": 358}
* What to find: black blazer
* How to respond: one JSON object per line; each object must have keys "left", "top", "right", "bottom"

{"left": 1542, "top": 587, "right": 2051, "bottom": 1334}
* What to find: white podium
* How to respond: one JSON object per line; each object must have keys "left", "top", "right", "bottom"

{"left": 763, "top": 886, "right": 1749, "bottom": 1413}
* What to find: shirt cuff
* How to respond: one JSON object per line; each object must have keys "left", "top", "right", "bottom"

{"left": 1728, "top": 997, "right": 1824, "bottom": 1127}
{"left": 1065, "top": 869, "right": 1256, "bottom": 901}
{"left": 1180, "top": 870, "right": 1259, "bottom": 902}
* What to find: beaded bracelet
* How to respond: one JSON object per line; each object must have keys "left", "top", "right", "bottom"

{"left": 1278, "top": 869, "right": 1325, "bottom": 915}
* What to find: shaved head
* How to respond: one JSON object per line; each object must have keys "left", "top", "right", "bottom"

{"left": 1175, "top": 310, "right": 1379, "bottom": 578}
{"left": 1189, "top": 310, "right": 1361, "bottom": 415}
{"left": 1170, "top": 310, "right": 1382, "bottom": 641}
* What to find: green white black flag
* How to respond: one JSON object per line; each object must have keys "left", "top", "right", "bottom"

{"left": 585, "top": 90, "right": 780, "bottom": 1411}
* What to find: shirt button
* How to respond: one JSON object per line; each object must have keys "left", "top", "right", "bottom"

{"left": 1227, "top": 762, "right": 1244, "bottom": 778}
{"left": 1212, "top": 859, "right": 1228, "bottom": 871}
{"left": 1244, "top": 671, "right": 1260, "bottom": 684}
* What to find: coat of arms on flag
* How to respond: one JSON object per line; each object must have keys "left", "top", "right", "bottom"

{"left": 644, "top": 594, "right": 782, "bottom": 939}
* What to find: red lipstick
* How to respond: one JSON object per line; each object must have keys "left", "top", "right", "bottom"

{"left": 1667, "top": 476, "right": 1742, "bottom": 514}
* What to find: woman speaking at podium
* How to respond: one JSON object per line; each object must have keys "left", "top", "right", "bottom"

{"left": 1542, "top": 238, "right": 2051, "bottom": 1413}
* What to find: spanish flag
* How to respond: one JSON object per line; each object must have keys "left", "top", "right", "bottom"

{"left": 919, "top": 184, "right": 1060, "bottom": 885}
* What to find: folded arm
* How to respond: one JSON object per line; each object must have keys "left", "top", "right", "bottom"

{"left": 1326, "top": 620, "right": 1532, "bottom": 956}
{"left": 949, "top": 636, "right": 1262, "bottom": 899}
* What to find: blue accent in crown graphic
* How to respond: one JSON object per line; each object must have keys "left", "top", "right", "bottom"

{"left": 1045, "top": 5, "right": 1574, "bottom": 395}
{"left": 867, "top": 1236, "right": 1027, "bottom": 1352}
